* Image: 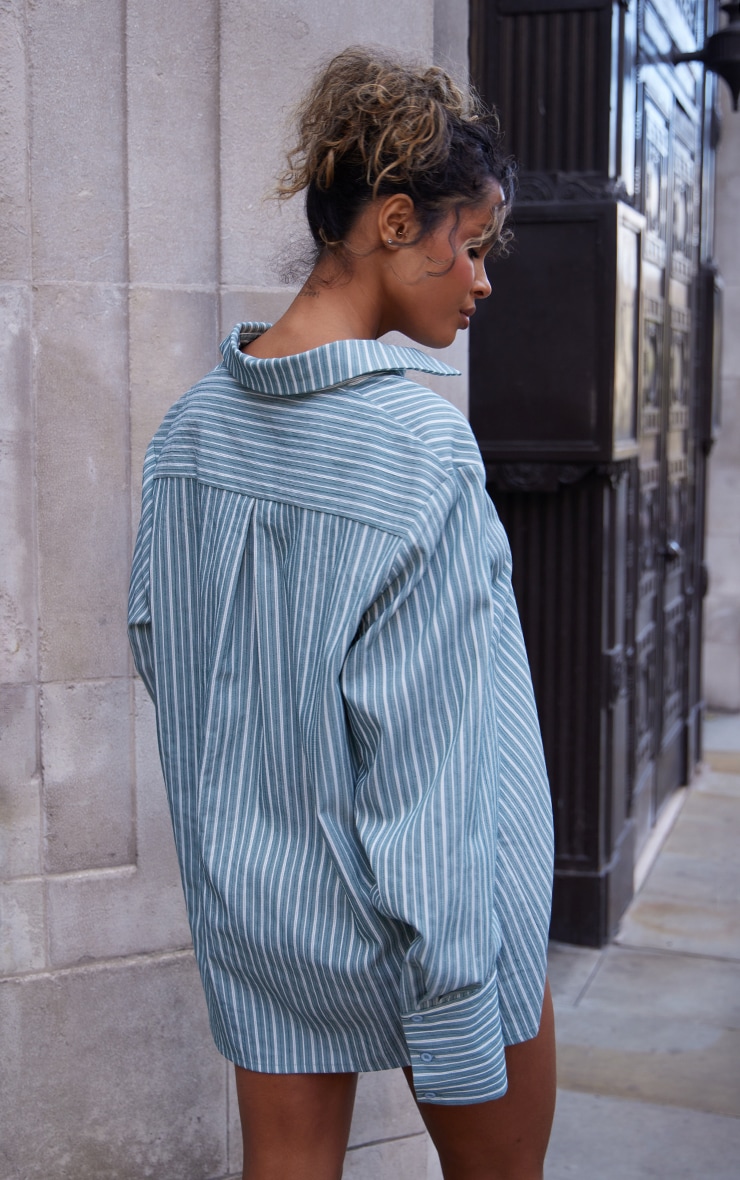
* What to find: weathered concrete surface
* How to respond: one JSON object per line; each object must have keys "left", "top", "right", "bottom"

{"left": 34, "top": 282, "right": 131, "bottom": 683}
{"left": 0, "top": 285, "right": 35, "bottom": 684}
{"left": 28, "top": 0, "right": 127, "bottom": 283}
{"left": 41, "top": 679, "right": 134, "bottom": 874}
{"left": 126, "top": 0, "right": 219, "bottom": 286}
{"left": 0, "top": 682, "right": 41, "bottom": 879}
{"left": 0, "top": 952, "right": 229, "bottom": 1180}
{"left": 0, "top": 0, "right": 31, "bottom": 281}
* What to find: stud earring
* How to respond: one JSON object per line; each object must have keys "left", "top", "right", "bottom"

{"left": 387, "top": 238, "right": 394, "bottom": 245}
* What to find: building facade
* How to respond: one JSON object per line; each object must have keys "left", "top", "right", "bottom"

{"left": 1, "top": 0, "right": 738, "bottom": 1176}
{"left": 0, "top": 2, "right": 464, "bottom": 1176}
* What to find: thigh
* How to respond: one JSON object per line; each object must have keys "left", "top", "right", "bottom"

{"left": 234, "top": 1066, "right": 358, "bottom": 1180}
{"left": 404, "top": 980, "right": 556, "bottom": 1180}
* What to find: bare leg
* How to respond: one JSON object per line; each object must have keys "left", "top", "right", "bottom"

{"left": 403, "top": 980, "right": 556, "bottom": 1180}
{"left": 234, "top": 1067, "right": 358, "bottom": 1180}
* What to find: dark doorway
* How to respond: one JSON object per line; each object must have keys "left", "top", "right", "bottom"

{"left": 470, "top": 0, "right": 721, "bottom": 944}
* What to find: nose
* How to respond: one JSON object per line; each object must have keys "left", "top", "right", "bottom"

{"left": 473, "top": 259, "right": 492, "bottom": 300}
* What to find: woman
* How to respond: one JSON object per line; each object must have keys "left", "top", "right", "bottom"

{"left": 129, "top": 48, "right": 555, "bottom": 1180}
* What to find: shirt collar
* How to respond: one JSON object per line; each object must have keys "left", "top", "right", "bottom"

{"left": 219, "top": 322, "right": 461, "bottom": 397}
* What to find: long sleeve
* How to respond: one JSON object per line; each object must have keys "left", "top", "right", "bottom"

{"left": 341, "top": 462, "right": 517, "bottom": 1103}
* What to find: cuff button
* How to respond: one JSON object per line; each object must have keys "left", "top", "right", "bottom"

{"left": 411, "top": 1014, "right": 423, "bottom": 1023}
{"left": 420, "top": 1052, "right": 434, "bottom": 1062}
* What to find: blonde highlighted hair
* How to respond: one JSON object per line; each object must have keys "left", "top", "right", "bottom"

{"left": 278, "top": 48, "right": 514, "bottom": 258}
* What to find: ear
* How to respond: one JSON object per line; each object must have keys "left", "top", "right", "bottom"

{"left": 377, "top": 193, "right": 417, "bottom": 247}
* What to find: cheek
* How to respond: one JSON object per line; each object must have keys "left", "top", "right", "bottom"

{"left": 452, "top": 255, "right": 475, "bottom": 288}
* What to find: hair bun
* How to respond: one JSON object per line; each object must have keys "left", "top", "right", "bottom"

{"left": 277, "top": 47, "right": 514, "bottom": 258}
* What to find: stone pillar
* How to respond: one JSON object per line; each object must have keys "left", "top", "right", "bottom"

{"left": 0, "top": 1, "right": 466, "bottom": 1177}
{"left": 704, "top": 86, "right": 740, "bottom": 711}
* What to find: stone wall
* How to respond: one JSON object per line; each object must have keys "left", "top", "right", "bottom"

{"left": 0, "top": 2, "right": 464, "bottom": 1177}
{"left": 704, "top": 84, "right": 740, "bottom": 711}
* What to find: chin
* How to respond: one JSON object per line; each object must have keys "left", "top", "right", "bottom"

{"left": 416, "top": 329, "right": 457, "bottom": 350}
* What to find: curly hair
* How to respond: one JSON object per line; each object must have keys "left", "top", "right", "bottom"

{"left": 277, "top": 48, "right": 515, "bottom": 261}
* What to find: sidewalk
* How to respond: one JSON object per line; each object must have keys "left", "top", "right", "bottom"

{"left": 544, "top": 714, "right": 740, "bottom": 1178}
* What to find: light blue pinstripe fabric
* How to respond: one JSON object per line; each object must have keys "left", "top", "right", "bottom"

{"left": 128, "top": 322, "right": 553, "bottom": 1104}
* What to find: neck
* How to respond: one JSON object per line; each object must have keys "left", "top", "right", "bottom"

{"left": 243, "top": 257, "right": 385, "bottom": 358}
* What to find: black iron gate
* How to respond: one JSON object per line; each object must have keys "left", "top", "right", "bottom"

{"left": 470, "top": 0, "right": 722, "bottom": 944}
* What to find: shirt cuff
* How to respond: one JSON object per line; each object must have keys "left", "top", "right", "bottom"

{"left": 401, "top": 970, "right": 508, "bottom": 1104}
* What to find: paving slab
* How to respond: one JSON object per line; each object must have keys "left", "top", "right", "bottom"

{"left": 618, "top": 894, "right": 740, "bottom": 960}
{"left": 553, "top": 945, "right": 740, "bottom": 1119}
{"left": 546, "top": 1089, "right": 740, "bottom": 1179}
{"left": 705, "top": 749, "right": 740, "bottom": 772}
{"left": 618, "top": 785, "right": 740, "bottom": 960}
{"left": 547, "top": 747, "right": 740, "bottom": 1177}
{"left": 659, "top": 789, "right": 740, "bottom": 864}
{"left": 693, "top": 769, "right": 740, "bottom": 798}
{"left": 547, "top": 943, "right": 604, "bottom": 1006}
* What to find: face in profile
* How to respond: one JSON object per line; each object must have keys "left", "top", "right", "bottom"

{"left": 382, "top": 185, "right": 505, "bottom": 349}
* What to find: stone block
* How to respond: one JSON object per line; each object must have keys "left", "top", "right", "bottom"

{"left": 706, "top": 383, "right": 740, "bottom": 531}
{"left": 219, "top": 0, "right": 434, "bottom": 288}
{"left": 0, "top": 285, "right": 36, "bottom": 682}
{"left": 46, "top": 861, "right": 192, "bottom": 968}
{"left": 706, "top": 462, "right": 740, "bottom": 535}
{"left": 126, "top": 0, "right": 219, "bottom": 285}
{"left": 0, "top": 0, "right": 31, "bottom": 280}
{"left": 129, "top": 286, "right": 218, "bottom": 513}
{"left": 0, "top": 683, "right": 41, "bottom": 878}
{"left": 0, "top": 951, "right": 229, "bottom": 1180}
{"left": 703, "top": 641, "right": 740, "bottom": 712}
{"left": 34, "top": 282, "right": 130, "bottom": 681}
{"left": 41, "top": 680, "right": 134, "bottom": 874}
{"left": 715, "top": 378, "right": 740, "bottom": 451}
{"left": 703, "top": 598, "right": 740, "bottom": 647}
{"left": 28, "top": 0, "right": 126, "bottom": 282}
{"left": 46, "top": 681, "right": 191, "bottom": 967}
{"left": 0, "top": 877, "right": 45, "bottom": 975}
{"left": 716, "top": 182, "right": 740, "bottom": 273}
{"left": 349, "top": 1069, "right": 425, "bottom": 1148}
{"left": 220, "top": 288, "right": 294, "bottom": 339}
{"left": 718, "top": 283, "right": 740, "bottom": 378}
{"left": 433, "top": 0, "right": 469, "bottom": 78}
{"left": 705, "top": 533, "right": 740, "bottom": 598}
{"left": 344, "top": 1134, "right": 430, "bottom": 1180}
{"left": 718, "top": 87, "right": 740, "bottom": 181}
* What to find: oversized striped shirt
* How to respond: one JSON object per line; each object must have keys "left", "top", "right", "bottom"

{"left": 128, "top": 322, "right": 553, "bottom": 1104}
